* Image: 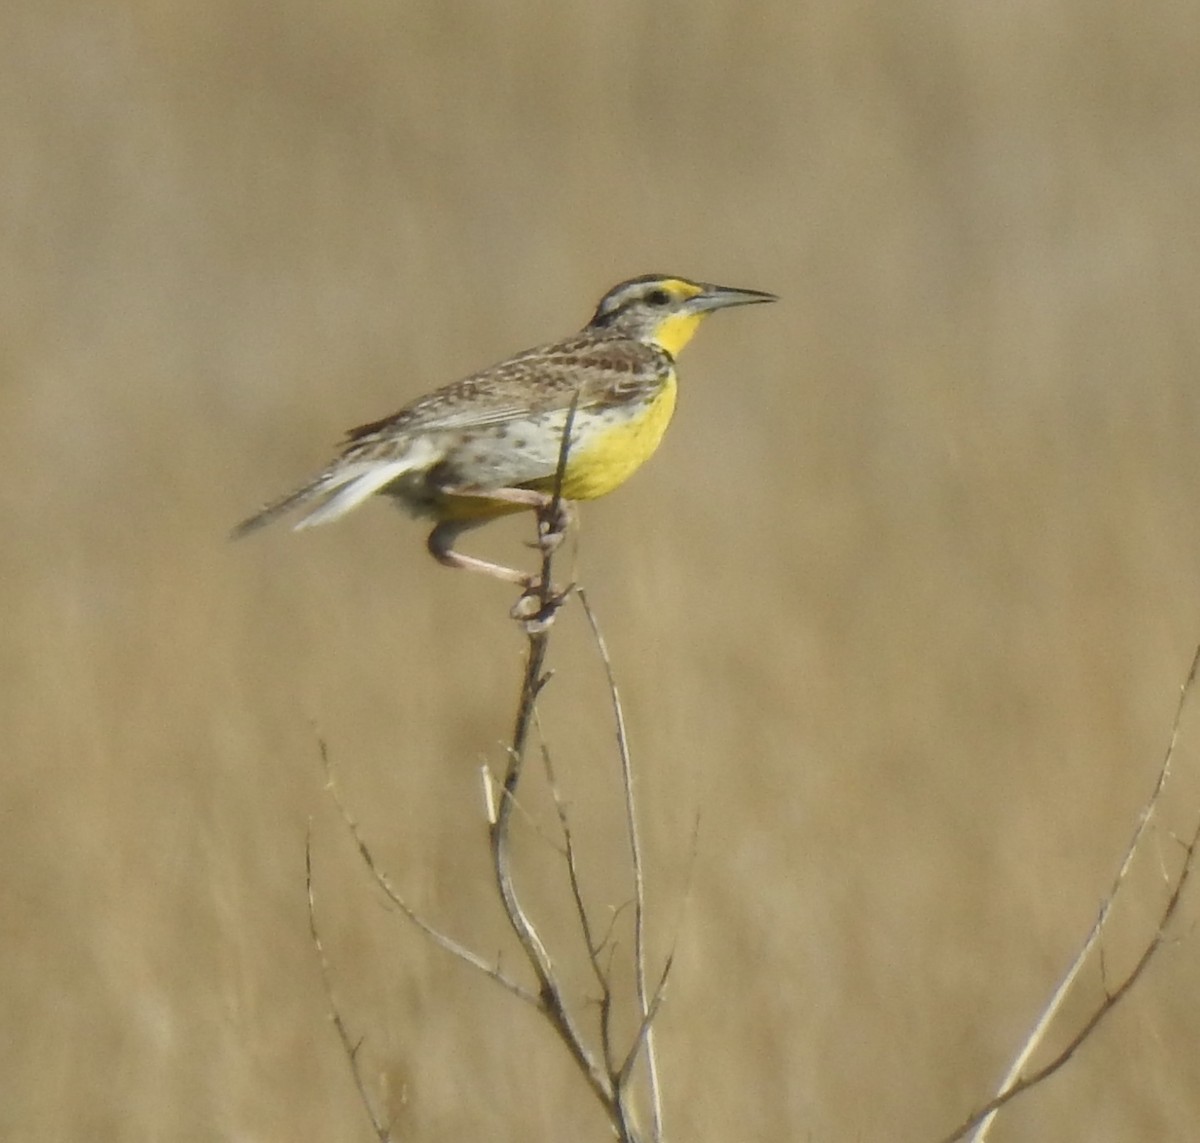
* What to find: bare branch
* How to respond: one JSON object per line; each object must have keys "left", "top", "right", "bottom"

{"left": 942, "top": 644, "right": 1200, "bottom": 1143}
{"left": 490, "top": 617, "right": 615, "bottom": 1110}
{"left": 942, "top": 814, "right": 1200, "bottom": 1143}
{"left": 319, "top": 740, "right": 536, "bottom": 1007}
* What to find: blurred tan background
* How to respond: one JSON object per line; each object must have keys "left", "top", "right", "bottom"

{"left": 4, "top": 2, "right": 1200, "bottom": 1139}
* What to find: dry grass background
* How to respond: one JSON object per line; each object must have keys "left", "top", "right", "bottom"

{"left": 4, "top": 2, "right": 1200, "bottom": 1140}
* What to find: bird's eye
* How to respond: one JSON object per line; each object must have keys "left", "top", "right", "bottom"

{"left": 645, "top": 288, "right": 671, "bottom": 306}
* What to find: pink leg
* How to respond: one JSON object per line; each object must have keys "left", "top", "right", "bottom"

{"left": 438, "top": 485, "right": 572, "bottom": 552}
{"left": 427, "top": 519, "right": 533, "bottom": 586}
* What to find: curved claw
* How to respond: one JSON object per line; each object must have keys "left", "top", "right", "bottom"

{"left": 525, "top": 528, "right": 566, "bottom": 554}
{"left": 509, "top": 581, "right": 575, "bottom": 629}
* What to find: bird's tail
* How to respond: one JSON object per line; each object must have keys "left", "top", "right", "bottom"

{"left": 231, "top": 447, "right": 434, "bottom": 540}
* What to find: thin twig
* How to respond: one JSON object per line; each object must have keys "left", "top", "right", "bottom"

{"left": 492, "top": 740, "right": 572, "bottom": 856}
{"left": 944, "top": 644, "right": 1200, "bottom": 1143}
{"left": 534, "top": 721, "right": 602, "bottom": 963}
{"left": 536, "top": 718, "right": 617, "bottom": 1055}
{"left": 579, "top": 587, "right": 665, "bottom": 1142}
{"left": 319, "top": 740, "right": 536, "bottom": 1006}
{"left": 305, "top": 824, "right": 392, "bottom": 1142}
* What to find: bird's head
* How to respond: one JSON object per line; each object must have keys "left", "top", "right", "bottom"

{"left": 587, "top": 274, "right": 777, "bottom": 356}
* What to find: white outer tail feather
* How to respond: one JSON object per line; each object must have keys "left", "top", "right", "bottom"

{"left": 233, "top": 439, "right": 443, "bottom": 539}
{"left": 292, "top": 438, "right": 440, "bottom": 530}
{"left": 293, "top": 459, "right": 413, "bottom": 529}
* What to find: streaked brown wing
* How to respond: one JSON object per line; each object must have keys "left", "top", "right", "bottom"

{"left": 343, "top": 334, "right": 669, "bottom": 447}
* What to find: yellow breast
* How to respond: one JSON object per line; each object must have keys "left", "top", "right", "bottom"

{"left": 428, "top": 372, "right": 678, "bottom": 521}
{"left": 555, "top": 372, "right": 678, "bottom": 501}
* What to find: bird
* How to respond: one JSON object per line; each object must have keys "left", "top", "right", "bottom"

{"left": 233, "top": 273, "right": 776, "bottom": 586}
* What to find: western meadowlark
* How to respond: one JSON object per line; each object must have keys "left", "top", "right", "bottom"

{"left": 233, "top": 273, "right": 776, "bottom": 585}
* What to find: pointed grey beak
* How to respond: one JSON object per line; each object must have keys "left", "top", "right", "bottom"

{"left": 686, "top": 283, "right": 779, "bottom": 315}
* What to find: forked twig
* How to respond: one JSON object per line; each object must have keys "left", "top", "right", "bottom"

{"left": 617, "top": 951, "right": 675, "bottom": 1094}
{"left": 942, "top": 820, "right": 1200, "bottom": 1142}
{"left": 942, "top": 644, "right": 1200, "bottom": 1143}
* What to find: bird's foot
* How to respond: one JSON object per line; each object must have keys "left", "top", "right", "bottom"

{"left": 510, "top": 580, "right": 575, "bottom": 631}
